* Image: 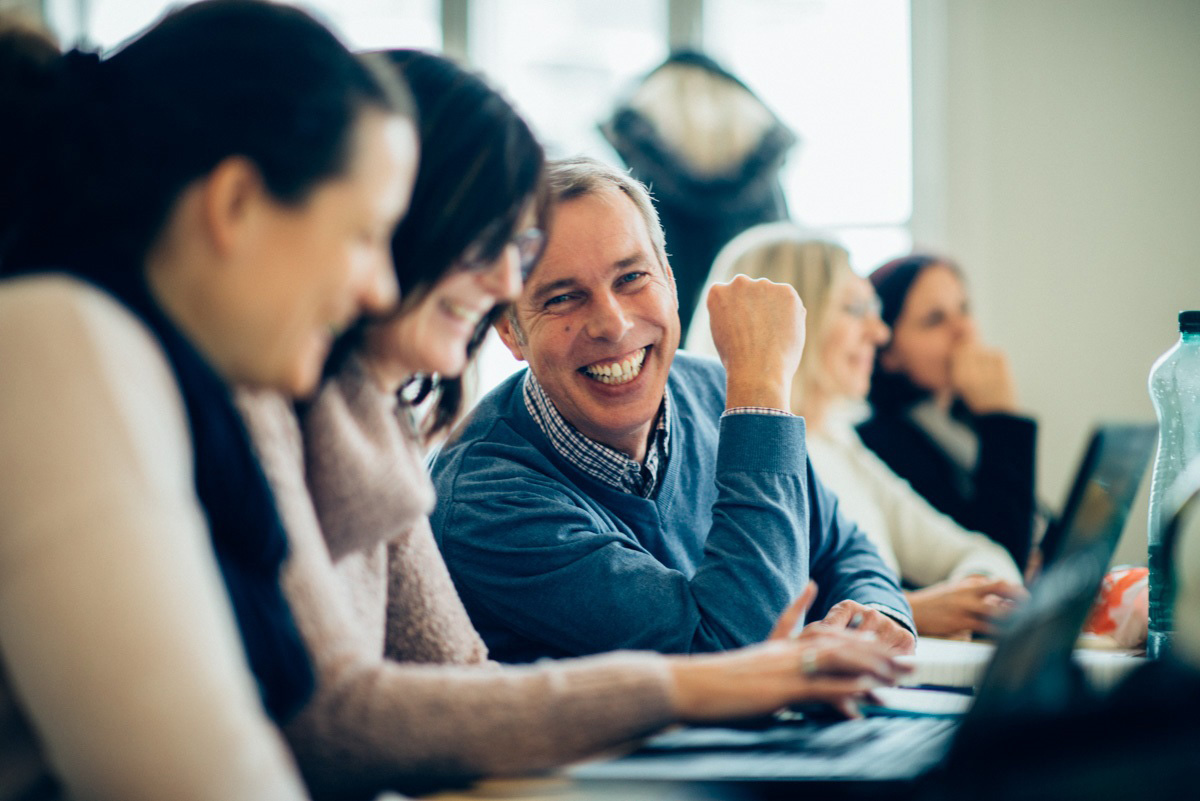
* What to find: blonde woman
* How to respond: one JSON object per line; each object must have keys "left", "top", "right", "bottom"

{"left": 687, "top": 224, "right": 1026, "bottom": 638}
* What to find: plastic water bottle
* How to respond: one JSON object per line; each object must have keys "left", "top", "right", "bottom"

{"left": 1147, "top": 310, "right": 1200, "bottom": 657}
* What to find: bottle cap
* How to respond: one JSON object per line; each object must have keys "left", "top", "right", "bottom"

{"left": 1181, "top": 311, "right": 1200, "bottom": 334}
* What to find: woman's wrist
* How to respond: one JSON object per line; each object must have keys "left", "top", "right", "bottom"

{"left": 665, "top": 656, "right": 711, "bottom": 721}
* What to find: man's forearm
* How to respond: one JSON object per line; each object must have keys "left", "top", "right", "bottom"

{"left": 685, "top": 412, "right": 813, "bottom": 648}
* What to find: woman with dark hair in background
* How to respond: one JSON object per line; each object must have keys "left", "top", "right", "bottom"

{"left": 237, "top": 50, "right": 908, "bottom": 799}
{"left": 0, "top": 2, "right": 417, "bottom": 798}
{"left": 857, "top": 254, "right": 1038, "bottom": 572}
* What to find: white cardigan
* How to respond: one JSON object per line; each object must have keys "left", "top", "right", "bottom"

{"left": 0, "top": 275, "right": 307, "bottom": 801}
{"left": 807, "top": 409, "right": 1022, "bottom": 588}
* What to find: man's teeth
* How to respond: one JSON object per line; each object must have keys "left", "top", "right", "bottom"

{"left": 444, "top": 301, "right": 483, "bottom": 325}
{"left": 583, "top": 348, "right": 647, "bottom": 385}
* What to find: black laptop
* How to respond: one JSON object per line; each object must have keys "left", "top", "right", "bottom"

{"left": 569, "top": 424, "right": 1157, "bottom": 796}
{"left": 1035, "top": 423, "right": 1158, "bottom": 570}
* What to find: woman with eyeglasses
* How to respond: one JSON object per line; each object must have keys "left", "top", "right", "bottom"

{"left": 687, "top": 224, "right": 1026, "bottom": 639}
{"left": 0, "top": 2, "right": 417, "bottom": 798}
{"left": 237, "top": 52, "right": 908, "bottom": 798}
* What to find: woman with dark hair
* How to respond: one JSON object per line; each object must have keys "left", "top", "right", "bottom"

{"left": 237, "top": 50, "right": 907, "bottom": 799}
{"left": 0, "top": 2, "right": 417, "bottom": 798}
{"left": 327, "top": 48, "right": 551, "bottom": 438}
{"left": 857, "top": 254, "right": 1038, "bottom": 571}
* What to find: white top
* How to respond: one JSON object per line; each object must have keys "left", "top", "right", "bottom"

{"left": 0, "top": 275, "right": 308, "bottom": 801}
{"left": 806, "top": 408, "right": 1022, "bottom": 588}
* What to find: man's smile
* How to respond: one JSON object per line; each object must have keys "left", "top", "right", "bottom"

{"left": 578, "top": 346, "right": 650, "bottom": 385}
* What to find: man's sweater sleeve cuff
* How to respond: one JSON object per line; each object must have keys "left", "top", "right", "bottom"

{"left": 866, "top": 603, "right": 916, "bottom": 637}
{"left": 716, "top": 412, "right": 807, "bottom": 474}
{"left": 721, "top": 406, "right": 795, "bottom": 418}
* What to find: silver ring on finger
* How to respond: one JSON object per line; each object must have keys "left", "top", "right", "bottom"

{"left": 800, "top": 649, "right": 819, "bottom": 676}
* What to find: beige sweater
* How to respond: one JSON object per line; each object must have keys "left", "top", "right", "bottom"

{"left": 237, "top": 357, "right": 676, "bottom": 799}
{"left": 0, "top": 276, "right": 308, "bottom": 801}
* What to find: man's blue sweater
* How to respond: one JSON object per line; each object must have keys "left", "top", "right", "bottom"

{"left": 430, "top": 353, "right": 909, "bottom": 663}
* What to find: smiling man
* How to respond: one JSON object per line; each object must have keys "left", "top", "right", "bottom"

{"left": 429, "top": 157, "right": 913, "bottom": 663}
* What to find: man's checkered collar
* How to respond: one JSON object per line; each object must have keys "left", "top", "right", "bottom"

{"left": 522, "top": 371, "right": 670, "bottom": 498}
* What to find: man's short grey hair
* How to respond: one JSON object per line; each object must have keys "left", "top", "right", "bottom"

{"left": 506, "top": 157, "right": 672, "bottom": 345}
{"left": 544, "top": 156, "right": 670, "bottom": 273}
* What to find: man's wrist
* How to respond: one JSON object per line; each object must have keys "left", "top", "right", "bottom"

{"left": 865, "top": 603, "right": 916, "bottom": 637}
{"left": 725, "top": 373, "right": 791, "bottom": 412}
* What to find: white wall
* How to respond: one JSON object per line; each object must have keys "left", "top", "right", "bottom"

{"left": 912, "top": 0, "right": 1200, "bottom": 567}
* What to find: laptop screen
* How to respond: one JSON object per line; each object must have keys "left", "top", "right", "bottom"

{"left": 1037, "top": 423, "right": 1158, "bottom": 569}
{"left": 962, "top": 424, "right": 1156, "bottom": 726}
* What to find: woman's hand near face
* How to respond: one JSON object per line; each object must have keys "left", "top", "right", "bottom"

{"left": 907, "top": 575, "right": 1028, "bottom": 638}
{"left": 949, "top": 335, "right": 1018, "bottom": 415}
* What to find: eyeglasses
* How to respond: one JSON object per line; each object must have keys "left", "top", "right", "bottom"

{"left": 842, "top": 296, "right": 883, "bottom": 320}
{"left": 460, "top": 227, "right": 546, "bottom": 281}
{"left": 511, "top": 227, "right": 546, "bottom": 280}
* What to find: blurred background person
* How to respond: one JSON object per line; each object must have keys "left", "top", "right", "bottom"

{"left": 859, "top": 254, "right": 1039, "bottom": 573}
{"left": 688, "top": 225, "right": 1025, "bottom": 637}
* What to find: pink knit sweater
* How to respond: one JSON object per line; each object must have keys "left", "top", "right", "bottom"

{"left": 236, "top": 357, "right": 675, "bottom": 799}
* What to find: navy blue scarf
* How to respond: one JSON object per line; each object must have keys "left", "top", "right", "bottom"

{"left": 97, "top": 269, "right": 315, "bottom": 723}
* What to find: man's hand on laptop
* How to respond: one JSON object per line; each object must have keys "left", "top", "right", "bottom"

{"left": 804, "top": 600, "right": 917, "bottom": 655}
{"left": 706, "top": 275, "right": 806, "bottom": 412}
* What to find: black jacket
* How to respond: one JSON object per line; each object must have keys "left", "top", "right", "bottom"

{"left": 858, "top": 405, "right": 1037, "bottom": 571}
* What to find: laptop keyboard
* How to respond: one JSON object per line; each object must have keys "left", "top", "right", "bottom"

{"left": 573, "top": 717, "right": 957, "bottom": 782}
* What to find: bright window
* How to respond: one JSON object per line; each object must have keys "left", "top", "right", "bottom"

{"left": 76, "top": 0, "right": 439, "bottom": 52}
{"left": 705, "top": 0, "right": 913, "bottom": 273}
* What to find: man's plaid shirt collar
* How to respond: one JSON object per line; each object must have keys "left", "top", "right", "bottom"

{"left": 522, "top": 371, "right": 670, "bottom": 498}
